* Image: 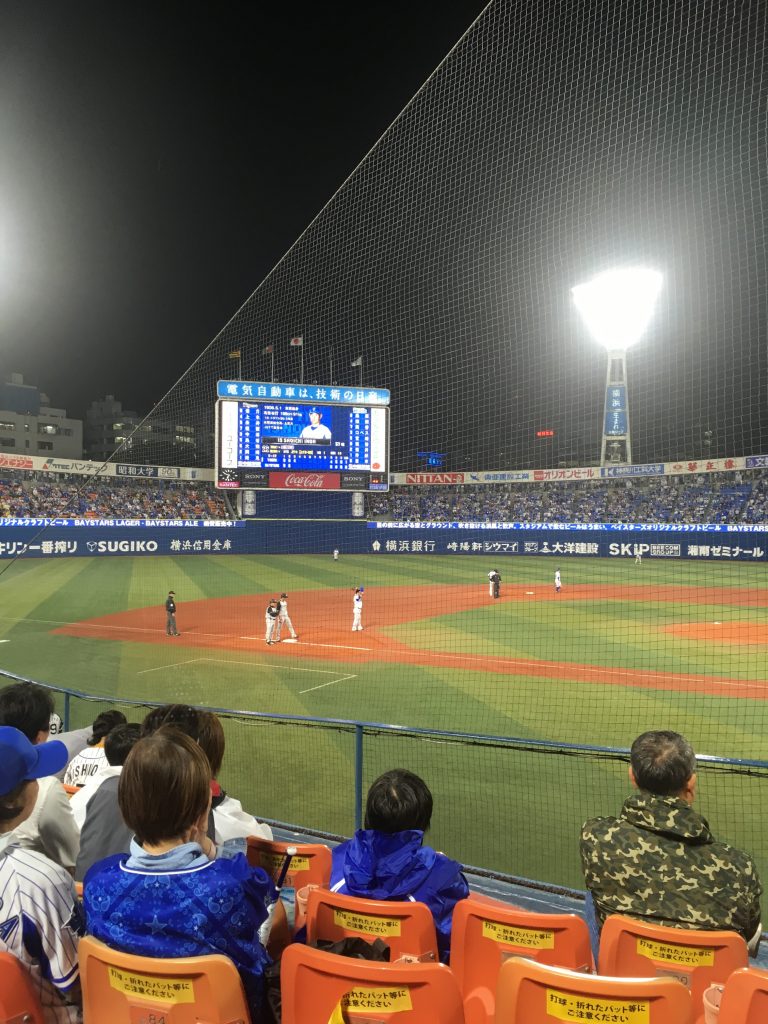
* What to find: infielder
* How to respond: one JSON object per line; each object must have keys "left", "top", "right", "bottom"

{"left": 276, "top": 592, "right": 297, "bottom": 640}
{"left": 554, "top": 568, "right": 562, "bottom": 594}
{"left": 265, "top": 598, "right": 280, "bottom": 644}
{"left": 488, "top": 569, "right": 501, "bottom": 599}
{"left": 352, "top": 587, "right": 364, "bottom": 631}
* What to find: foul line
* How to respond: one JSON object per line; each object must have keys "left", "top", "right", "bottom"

{"left": 299, "top": 673, "right": 358, "bottom": 695}
{"left": 137, "top": 659, "right": 203, "bottom": 676}
{"left": 239, "top": 635, "right": 371, "bottom": 652}
{"left": 138, "top": 657, "right": 338, "bottom": 678}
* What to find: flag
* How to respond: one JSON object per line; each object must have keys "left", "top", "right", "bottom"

{"left": 228, "top": 349, "right": 241, "bottom": 359}
{"left": 262, "top": 345, "right": 274, "bottom": 355}
{"left": 351, "top": 355, "right": 363, "bottom": 367}
{"left": 289, "top": 336, "right": 303, "bottom": 347}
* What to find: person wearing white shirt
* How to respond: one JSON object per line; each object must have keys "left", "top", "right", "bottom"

{"left": 299, "top": 408, "right": 332, "bottom": 441}
{"left": 554, "top": 568, "right": 562, "bottom": 593}
{"left": 63, "top": 709, "right": 127, "bottom": 787}
{"left": 276, "top": 592, "right": 298, "bottom": 641}
{"left": 352, "top": 587, "right": 364, "bottom": 631}
{"left": 0, "top": 727, "right": 83, "bottom": 1023}
{"left": 0, "top": 682, "right": 80, "bottom": 872}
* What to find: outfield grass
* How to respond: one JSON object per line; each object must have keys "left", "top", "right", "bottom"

{"left": 0, "top": 553, "right": 765, "bottom": 887}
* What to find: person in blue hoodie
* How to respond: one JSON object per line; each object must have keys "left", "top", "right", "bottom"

{"left": 329, "top": 768, "right": 469, "bottom": 962}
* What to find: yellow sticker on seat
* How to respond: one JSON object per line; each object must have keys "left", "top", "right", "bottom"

{"left": 482, "top": 920, "right": 555, "bottom": 949}
{"left": 333, "top": 909, "right": 402, "bottom": 936}
{"left": 637, "top": 936, "right": 715, "bottom": 967}
{"left": 259, "top": 852, "right": 311, "bottom": 874}
{"left": 546, "top": 988, "right": 649, "bottom": 1022}
{"left": 108, "top": 966, "right": 194, "bottom": 1003}
{"left": 327, "top": 986, "right": 413, "bottom": 1022}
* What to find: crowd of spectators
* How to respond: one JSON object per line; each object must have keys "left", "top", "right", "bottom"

{"left": 0, "top": 683, "right": 762, "bottom": 1021}
{"left": 0, "top": 468, "right": 766, "bottom": 525}
{"left": 368, "top": 469, "right": 768, "bottom": 524}
{"left": 0, "top": 472, "right": 229, "bottom": 519}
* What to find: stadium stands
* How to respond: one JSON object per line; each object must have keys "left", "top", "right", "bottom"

{"left": 0, "top": 472, "right": 228, "bottom": 519}
{"left": 368, "top": 470, "right": 768, "bottom": 524}
{"left": 0, "top": 467, "right": 766, "bottom": 523}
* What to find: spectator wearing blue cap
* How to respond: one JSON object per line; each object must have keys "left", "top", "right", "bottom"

{"left": 0, "top": 682, "right": 80, "bottom": 872}
{"left": 300, "top": 407, "right": 332, "bottom": 441}
{"left": 0, "top": 726, "right": 84, "bottom": 1022}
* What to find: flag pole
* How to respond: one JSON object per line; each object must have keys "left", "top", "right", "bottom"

{"left": 329, "top": 349, "right": 333, "bottom": 385}
{"left": 271, "top": 349, "right": 275, "bottom": 383}
{"left": 358, "top": 360, "right": 363, "bottom": 387}
{"left": 301, "top": 343, "right": 304, "bottom": 385}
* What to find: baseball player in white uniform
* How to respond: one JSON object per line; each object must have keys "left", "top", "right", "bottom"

{"left": 276, "top": 592, "right": 297, "bottom": 640}
{"left": 265, "top": 598, "right": 280, "bottom": 644}
{"left": 554, "top": 568, "right": 562, "bottom": 593}
{"left": 352, "top": 587, "right": 364, "bottom": 631}
{"left": 0, "top": 726, "right": 84, "bottom": 1022}
{"left": 488, "top": 569, "right": 501, "bottom": 599}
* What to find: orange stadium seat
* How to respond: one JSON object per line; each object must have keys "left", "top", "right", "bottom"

{"left": 715, "top": 966, "right": 768, "bottom": 1022}
{"left": 305, "top": 887, "right": 439, "bottom": 962}
{"left": 78, "top": 935, "right": 252, "bottom": 1023}
{"left": 246, "top": 836, "right": 332, "bottom": 891}
{"left": 450, "top": 896, "right": 593, "bottom": 1024}
{"left": 494, "top": 957, "right": 694, "bottom": 1023}
{"left": 0, "top": 952, "right": 46, "bottom": 1024}
{"left": 598, "top": 914, "right": 748, "bottom": 1006}
{"left": 280, "top": 942, "right": 465, "bottom": 1024}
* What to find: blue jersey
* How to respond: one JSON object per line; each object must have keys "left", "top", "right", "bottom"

{"left": 84, "top": 851, "right": 273, "bottom": 1012}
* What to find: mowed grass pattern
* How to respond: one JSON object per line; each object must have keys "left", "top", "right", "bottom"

{"left": 0, "top": 552, "right": 765, "bottom": 887}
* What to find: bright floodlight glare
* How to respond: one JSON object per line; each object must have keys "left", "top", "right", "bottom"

{"left": 571, "top": 268, "right": 663, "bottom": 350}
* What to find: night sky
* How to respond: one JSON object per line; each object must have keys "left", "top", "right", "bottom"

{"left": 0, "top": 2, "right": 488, "bottom": 419}
{"left": 2, "top": 2, "right": 766, "bottom": 471}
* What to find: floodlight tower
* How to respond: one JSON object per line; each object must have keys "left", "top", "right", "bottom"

{"left": 571, "top": 268, "right": 663, "bottom": 465}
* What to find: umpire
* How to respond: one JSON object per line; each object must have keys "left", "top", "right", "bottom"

{"left": 165, "top": 591, "right": 179, "bottom": 636}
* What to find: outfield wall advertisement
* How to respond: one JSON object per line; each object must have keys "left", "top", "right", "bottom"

{"left": 0, "top": 519, "right": 762, "bottom": 560}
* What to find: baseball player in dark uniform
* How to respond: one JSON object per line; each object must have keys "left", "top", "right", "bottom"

{"left": 165, "top": 591, "right": 179, "bottom": 636}
{"left": 265, "top": 598, "right": 280, "bottom": 644}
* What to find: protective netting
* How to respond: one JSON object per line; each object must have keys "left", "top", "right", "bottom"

{"left": 0, "top": 0, "right": 767, "bottom": 888}
{"left": 37, "top": 690, "right": 768, "bottom": 890}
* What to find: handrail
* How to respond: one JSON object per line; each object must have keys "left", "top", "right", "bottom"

{"left": 1, "top": 667, "right": 766, "bottom": 770}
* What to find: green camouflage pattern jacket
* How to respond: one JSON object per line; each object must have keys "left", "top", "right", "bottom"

{"left": 580, "top": 792, "right": 762, "bottom": 942}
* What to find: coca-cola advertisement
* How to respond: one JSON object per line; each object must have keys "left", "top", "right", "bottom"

{"left": 270, "top": 472, "right": 341, "bottom": 490}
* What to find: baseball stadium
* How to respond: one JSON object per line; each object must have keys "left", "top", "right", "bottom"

{"left": 2, "top": 1, "right": 768, "bottom": 1019}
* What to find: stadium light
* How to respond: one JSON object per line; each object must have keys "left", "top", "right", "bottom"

{"left": 571, "top": 267, "right": 663, "bottom": 465}
{"left": 571, "top": 268, "right": 663, "bottom": 351}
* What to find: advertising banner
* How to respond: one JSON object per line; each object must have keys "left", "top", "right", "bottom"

{"left": 0, "top": 522, "right": 248, "bottom": 559}
{"left": 0, "top": 520, "right": 762, "bottom": 561}
{"left": 604, "top": 386, "right": 628, "bottom": 436}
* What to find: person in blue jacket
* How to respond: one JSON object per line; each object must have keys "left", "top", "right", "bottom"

{"left": 84, "top": 726, "right": 275, "bottom": 1017}
{"left": 329, "top": 768, "right": 469, "bottom": 962}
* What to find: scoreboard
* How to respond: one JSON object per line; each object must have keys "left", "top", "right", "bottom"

{"left": 215, "top": 380, "right": 390, "bottom": 491}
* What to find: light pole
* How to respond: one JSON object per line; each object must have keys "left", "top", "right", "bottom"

{"left": 571, "top": 267, "right": 663, "bottom": 465}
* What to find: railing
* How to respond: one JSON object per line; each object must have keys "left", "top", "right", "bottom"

{"left": 3, "top": 669, "right": 768, "bottom": 894}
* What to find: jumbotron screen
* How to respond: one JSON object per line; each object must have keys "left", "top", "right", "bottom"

{"left": 215, "top": 381, "right": 390, "bottom": 491}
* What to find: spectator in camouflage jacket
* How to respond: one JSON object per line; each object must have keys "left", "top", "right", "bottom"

{"left": 580, "top": 730, "right": 762, "bottom": 951}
